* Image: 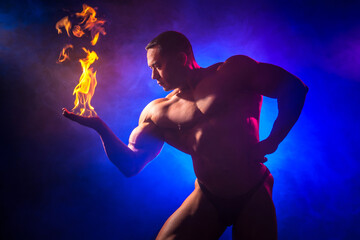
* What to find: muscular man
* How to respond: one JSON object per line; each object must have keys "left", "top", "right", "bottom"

{"left": 63, "top": 31, "right": 308, "bottom": 239}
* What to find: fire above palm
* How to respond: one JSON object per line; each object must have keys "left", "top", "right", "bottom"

{"left": 56, "top": 4, "right": 106, "bottom": 117}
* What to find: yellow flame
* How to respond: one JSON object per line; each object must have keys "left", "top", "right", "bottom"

{"left": 72, "top": 48, "right": 98, "bottom": 117}
{"left": 91, "top": 32, "right": 99, "bottom": 46}
{"left": 55, "top": 16, "right": 72, "bottom": 37}
{"left": 57, "top": 44, "right": 73, "bottom": 63}
{"left": 75, "top": 4, "right": 97, "bottom": 24}
{"left": 56, "top": 4, "right": 105, "bottom": 116}
{"left": 75, "top": 4, "right": 106, "bottom": 45}
{"left": 72, "top": 25, "right": 85, "bottom": 37}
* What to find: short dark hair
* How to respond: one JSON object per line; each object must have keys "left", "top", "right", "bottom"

{"left": 145, "top": 31, "right": 195, "bottom": 58}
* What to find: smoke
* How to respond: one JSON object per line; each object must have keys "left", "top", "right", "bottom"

{"left": 1, "top": 0, "right": 360, "bottom": 239}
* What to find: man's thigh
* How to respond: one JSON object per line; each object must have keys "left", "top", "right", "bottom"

{"left": 232, "top": 174, "right": 277, "bottom": 240}
{"left": 156, "top": 181, "right": 227, "bottom": 240}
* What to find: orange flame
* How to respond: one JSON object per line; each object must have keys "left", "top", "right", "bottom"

{"left": 91, "top": 32, "right": 100, "bottom": 46}
{"left": 72, "top": 25, "right": 85, "bottom": 37}
{"left": 75, "top": 4, "right": 106, "bottom": 45}
{"left": 56, "top": 4, "right": 105, "bottom": 117}
{"left": 72, "top": 48, "right": 98, "bottom": 117}
{"left": 57, "top": 44, "right": 73, "bottom": 63}
{"left": 55, "top": 16, "right": 72, "bottom": 37}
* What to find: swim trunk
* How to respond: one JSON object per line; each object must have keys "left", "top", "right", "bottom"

{"left": 198, "top": 168, "right": 271, "bottom": 226}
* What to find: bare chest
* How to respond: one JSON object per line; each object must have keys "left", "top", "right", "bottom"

{"left": 149, "top": 89, "right": 261, "bottom": 155}
{"left": 150, "top": 93, "right": 203, "bottom": 130}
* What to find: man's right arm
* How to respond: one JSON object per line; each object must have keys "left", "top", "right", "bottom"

{"left": 62, "top": 105, "right": 164, "bottom": 177}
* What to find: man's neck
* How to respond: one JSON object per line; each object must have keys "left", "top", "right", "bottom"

{"left": 186, "top": 66, "right": 204, "bottom": 91}
{"left": 177, "top": 61, "right": 201, "bottom": 93}
{"left": 188, "top": 60, "right": 201, "bottom": 70}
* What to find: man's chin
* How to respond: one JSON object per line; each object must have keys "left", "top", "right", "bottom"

{"left": 162, "top": 85, "right": 173, "bottom": 91}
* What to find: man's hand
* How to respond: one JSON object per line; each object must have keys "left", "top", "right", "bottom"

{"left": 62, "top": 108, "right": 103, "bottom": 130}
{"left": 249, "top": 138, "right": 278, "bottom": 163}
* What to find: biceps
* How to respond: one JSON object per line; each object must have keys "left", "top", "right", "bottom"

{"left": 128, "top": 122, "right": 164, "bottom": 162}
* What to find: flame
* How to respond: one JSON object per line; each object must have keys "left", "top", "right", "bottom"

{"left": 72, "top": 48, "right": 98, "bottom": 117}
{"left": 57, "top": 44, "right": 73, "bottom": 63}
{"left": 75, "top": 4, "right": 97, "bottom": 25}
{"left": 55, "top": 4, "right": 106, "bottom": 43}
{"left": 91, "top": 32, "right": 100, "bottom": 46}
{"left": 55, "top": 16, "right": 72, "bottom": 37}
{"left": 72, "top": 25, "right": 85, "bottom": 37}
{"left": 56, "top": 4, "right": 105, "bottom": 117}
{"left": 75, "top": 4, "right": 106, "bottom": 45}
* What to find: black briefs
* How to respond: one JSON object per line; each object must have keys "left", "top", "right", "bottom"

{"left": 198, "top": 168, "right": 271, "bottom": 226}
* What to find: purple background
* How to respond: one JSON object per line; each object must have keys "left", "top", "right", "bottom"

{"left": 1, "top": 0, "right": 359, "bottom": 239}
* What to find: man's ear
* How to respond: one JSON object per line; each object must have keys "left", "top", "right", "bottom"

{"left": 176, "top": 52, "right": 188, "bottom": 66}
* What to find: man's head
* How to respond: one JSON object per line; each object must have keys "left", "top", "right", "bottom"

{"left": 145, "top": 31, "right": 195, "bottom": 60}
{"left": 146, "top": 31, "right": 199, "bottom": 91}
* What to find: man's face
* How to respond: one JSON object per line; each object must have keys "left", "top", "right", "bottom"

{"left": 147, "top": 46, "right": 184, "bottom": 91}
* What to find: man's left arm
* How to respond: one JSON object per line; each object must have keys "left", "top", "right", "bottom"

{"left": 250, "top": 60, "right": 309, "bottom": 160}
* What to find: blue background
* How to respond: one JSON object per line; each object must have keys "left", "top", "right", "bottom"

{"left": 1, "top": 0, "right": 359, "bottom": 239}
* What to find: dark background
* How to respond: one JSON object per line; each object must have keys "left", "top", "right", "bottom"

{"left": 1, "top": 0, "right": 360, "bottom": 239}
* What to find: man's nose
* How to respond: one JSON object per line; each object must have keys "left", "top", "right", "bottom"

{"left": 152, "top": 69, "right": 160, "bottom": 80}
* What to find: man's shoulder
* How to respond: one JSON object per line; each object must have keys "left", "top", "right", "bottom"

{"left": 227, "top": 54, "right": 256, "bottom": 61}
{"left": 195, "top": 55, "right": 260, "bottom": 93}
{"left": 209, "top": 55, "right": 259, "bottom": 83}
{"left": 139, "top": 97, "right": 170, "bottom": 124}
{"left": 218, "top": 55, "right": 258, "bottom": 72}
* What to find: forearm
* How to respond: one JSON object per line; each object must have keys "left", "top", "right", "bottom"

{"left": 94, "top": 121, "right": 138, "bottom": 177}
{"left": 267, "top": 83, "right": 308, "bottom": 147}
{"left": 62, "top": 108, "right": 144, "bottom": 177}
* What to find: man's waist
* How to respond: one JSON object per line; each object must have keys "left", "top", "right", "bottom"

{"left": 193, "top": 158, "right": 268, "bottom": 196}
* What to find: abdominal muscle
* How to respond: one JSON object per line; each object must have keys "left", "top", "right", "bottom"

{"left": 187, "top": 114, "right": 267, "bottom": 198}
